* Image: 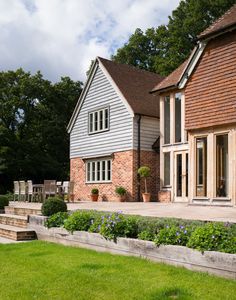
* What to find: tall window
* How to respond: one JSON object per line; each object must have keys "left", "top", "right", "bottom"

{"left": 216, "top": 134, "right": 228, "bottom": 197}
{"left": 175, "top": 93, "right": 182, "bottom": 143}
{"left": 89, "top": 107, "right": 109, "bottom": 134}
{"left": 164, "top": 152, "right": 170, "bottom": 186}
{"left": 196, "top": 137, "right": 207, "bottom": 197}
{"left": 164, "top": 96, "right": 170, "bottom": 144}
{"left": 86, "top": 159, "right": 111, "bottom": 183}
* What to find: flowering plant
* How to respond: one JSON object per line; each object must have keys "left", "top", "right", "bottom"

{"left": 155, "top": 225, "right": 192, "bottom": 246}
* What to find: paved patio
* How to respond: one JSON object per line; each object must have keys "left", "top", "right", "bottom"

{"left": 9, "top": 201, "right": 236, "bottom": 223}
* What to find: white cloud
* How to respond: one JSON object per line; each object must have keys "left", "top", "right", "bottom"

{"left": 0, "top": 0, "right": 180, "bottom": 82}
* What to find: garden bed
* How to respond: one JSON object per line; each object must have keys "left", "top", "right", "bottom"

{"left": 29, "top": 215, "right": 236, "bottom": 279}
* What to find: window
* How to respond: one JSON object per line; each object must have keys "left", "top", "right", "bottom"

{"left": 196, "top": 137, "right": 207, "bottom": 197}
{"left": 175, "top": 93, "right": 182, "bottom": 143}
{"left": 216, "top": 134, "right": 228, "bottom": 197}
{"left": 86, "top": 159, "right": 112, "bottom": 182}
{"left": 164, "top": 152, "right": 170, "bottom": 186}
{"left": 89, "top": 107, "right": 109, "bottom": 134}
{"left": 164, "top": 96, "right": 170, "bottom": 144}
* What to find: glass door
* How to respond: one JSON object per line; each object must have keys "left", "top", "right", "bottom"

{"left": 174, "top": 151, "right": 188, "bottom": 202}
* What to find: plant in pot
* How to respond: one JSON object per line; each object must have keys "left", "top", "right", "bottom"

{"left": 90, "top": 188, "right": 99, "bottom": 202}
{"left": 138, "top": 166, "right": 151, "bottom": 202}
{"left": 115, "top": 186, "right": 126, "bottom": 202}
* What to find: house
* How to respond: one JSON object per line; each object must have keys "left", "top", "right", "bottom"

{"left": 67, "top": 57, "right": 164, "bottom": 201}
{"left": 152, "top": 4, "right": 236, "bottom": 206}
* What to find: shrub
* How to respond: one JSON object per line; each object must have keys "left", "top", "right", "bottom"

{"left": 155, "top": 225, "right": 192, "bottom": 247}
{"left": 99, "top": 212, "right": 127, "bottom": 242}
{"left": 41, "top": 197, "right": 67, "bottom": 216}
{"left": 115, "top": 186, "right": 126, "bottom": 196}
{"left": 138, "top": 230, "right": 155, "bottom": 241}
{"left": 124, "top": 216, "right": 139, "bottom": 238}
{"left": 138, "top": 166, "right": 151, "bottom": 193}
{"left": 187, "top": 222, "right": 236, "bottom": 254}
{"left": 91, "top": 188, "right": 99, "bottom": 195}
{"left": 45, "top": 212, "right": 69, "bottom": 228}
{"left": 0, "top": 195, "right": 9, "bottom": 209}
{"left": 64, "top": 211, "right": 95, "bottom": 233}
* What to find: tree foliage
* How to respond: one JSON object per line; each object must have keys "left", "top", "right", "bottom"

{"left": 0, "top": 69, "right": 82, "bottom": 193}
{"left": 113, "top": 0, "right": 236, "bottom": 76}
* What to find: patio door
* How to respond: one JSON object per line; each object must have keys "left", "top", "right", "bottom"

{"left": 174, "top": 151, "right": 188, "bottom": 202}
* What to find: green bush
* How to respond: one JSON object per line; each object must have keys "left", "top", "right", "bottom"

{"left": 155, "top": 225, "right": 192, "bottom": 246}
{"left": 91, "top": 188, "right": 99, "bottom": 195}
{"left": 41, "top": 197, "right": 67, "bottom": 216}
{"left": 187, "top": 222, "right": 236, "bottom": 254}
{"left": 45, "top": 212, "right": 69, "bottom": 228}
{"left": 0, "top": 195, "right": 9, "bottom": 209}
{"left": 115, "top": 186, "right": 126, "bottom": 196}
{"left": 99, "top": 212, "right": 127, "bottom": 242}
{"left": 64, "top": 211, "right": 95, "bottom": 233}
{"left": 138, "top": 230, "right": 155, "bottom": 241}
{"left": 138, "top": 166, "right": 151, "bottom": 178}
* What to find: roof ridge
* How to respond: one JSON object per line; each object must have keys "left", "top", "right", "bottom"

{"left": 198, "top": 4, "right": 236, "bottom": 38}
{"left": 97, "top": 56, "right": 164, "bottom": 79}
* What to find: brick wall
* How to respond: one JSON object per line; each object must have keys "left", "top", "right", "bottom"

{"left": 185, "top": 30, "right": 236, "bottom": 130}
{"left": 70, "top": 150, "right": 159, "bottom": 202}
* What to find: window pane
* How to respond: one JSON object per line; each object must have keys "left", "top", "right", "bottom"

{"left": 105, "top": 109, "right": 109, "bottom": 129}
{"left": 99, "top": 110, "right": 103, "bottom": 130}
{"left": 164, "top": 152, "right": 170, "bottom": 186}
{"left": 107, "top": 160, "right": 111, "bottom": 181}
{"left": 102, "top": 161, "right": 106, "bottom": 180}
{"left": 176, "top": 154, "right": 182, "bottom": 197}
{"left": 94, "top": 112, "right": 98, "bottom": 131}
{"left": 87, "top": 162, "right": 91, "bottom": 182}
{"left": 92, "top": 162, "right": 96, "bottom": 181}
{"left": 164, "top": 96, "right": 170, "bottom": 144}
{"left": 89, "top": 114, "right": 93, "bottom": 133}
{"left": 175, "top": 93, "right": 181, "bottom": 143}
{"left": 216, "top": 135, "right": 228, "bottom": 197}
{"left": 97, "top": 161, "right": 100, "bottom": 181}
{"left": 196, "top": 138, "right": 207, "bottom": 197}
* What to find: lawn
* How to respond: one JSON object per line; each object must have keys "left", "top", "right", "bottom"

{"left": 0, "top": 241, "right": 235, "bottom": 300}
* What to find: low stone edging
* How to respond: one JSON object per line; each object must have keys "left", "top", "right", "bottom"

{"left": 28, "top": 215, "right": 236, "bottom": 280}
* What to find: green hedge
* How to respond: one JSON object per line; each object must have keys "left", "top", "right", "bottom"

{"left": 42, "top": 197, "right": 67, "bottom": 216}
{"left": 45, "top": 210, "right": 236, "bottom": 254}
{"left": 0, "top": 195, "right": 9, "bottom": 209}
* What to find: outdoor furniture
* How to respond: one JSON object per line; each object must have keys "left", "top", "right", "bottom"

{"left": 44, "top": 180, "right": 57, "bottom": 199}
{"left": 19, "top": 181, "right": 27, "bottom": 202}
{"left": 27, "top": 180, "right": 35, "bottom": 202}
{"left": 13, "top": 181, "right": 20, "bottom": 201}
{"left": 62, "top": 181, "right": 74, "bottom": 202}
{"left": 32, "top": 184, "right": 44, "bottom": 202}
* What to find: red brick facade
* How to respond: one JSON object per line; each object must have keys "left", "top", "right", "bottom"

{"left": 70, "top": 150, "right": 159, "bottom": 202}
{"left": 185, "top": 30, "right": 236, "bottom": 130}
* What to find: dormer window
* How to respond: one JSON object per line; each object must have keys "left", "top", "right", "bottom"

{"left": 89, "top": 107, "right": 109, "bottom": 134}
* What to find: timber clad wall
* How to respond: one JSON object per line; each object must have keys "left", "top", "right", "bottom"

{"left": 185, "top": 30, "right": 236, "bottom": 130}
{"left": 70, "top": 66, "right": 133, "bottom": 158}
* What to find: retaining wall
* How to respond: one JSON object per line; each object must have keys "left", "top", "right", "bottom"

{"left": 28, "top": 215, "right": 236, "bottom": 279}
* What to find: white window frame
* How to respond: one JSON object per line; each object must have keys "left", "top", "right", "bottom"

{"left": 86, "top": 158, "right": 112, "bottom": 183}
{"left": 88, "top": 107, "right": 109, "bottom": 134}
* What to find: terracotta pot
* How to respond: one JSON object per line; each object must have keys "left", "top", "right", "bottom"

{"left": 118, "top": 195, "right": 126, "bottom": 202}
{"left": 91, "top": 194, "right": 99, "bottom": 202}
{"left": 142, "top": 193, "right": 151, "bottom": 202}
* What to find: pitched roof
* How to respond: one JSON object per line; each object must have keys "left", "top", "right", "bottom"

{"left": 98, "top": 57, "right": 164, "bottom": 118}
{"left": 151, "top": 59, "right": 188, "bottom": 93}
{"left": 198, "top": 4, "right": 236, "bottom": 40}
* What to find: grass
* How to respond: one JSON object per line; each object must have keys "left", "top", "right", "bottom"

{"left": 0, "top": 241, "right": 235, "bottom": 300}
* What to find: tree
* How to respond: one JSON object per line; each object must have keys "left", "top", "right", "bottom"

{"left": 0, "top": 69, "right": 82, "bottom": 193}
{"left": 113, "top": 0, "right": 236, "bottom": 76}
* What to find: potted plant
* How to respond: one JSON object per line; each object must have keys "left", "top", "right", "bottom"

{"left": 115, "top": 186, "right": 126, "bottom": 202}
{"left": 138, "top": 166, "right": 151, "bottom": 202}
{"left": 90, "top": 188, "right": 99, "bottom": 202}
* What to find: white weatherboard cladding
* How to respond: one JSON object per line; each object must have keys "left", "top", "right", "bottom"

{"left": 134, "top": 116, "right": 160, "bottom": 151}
{"left": 70, "top": 66, "right": 133, "bottom": 158}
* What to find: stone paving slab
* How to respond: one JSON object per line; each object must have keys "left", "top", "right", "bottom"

{"left": 9, "top": 201, "right": 236, "bottom": 223}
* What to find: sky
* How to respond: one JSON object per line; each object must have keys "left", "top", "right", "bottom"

{"left": 0, "top": 0, "right": 180, "bottom": 82}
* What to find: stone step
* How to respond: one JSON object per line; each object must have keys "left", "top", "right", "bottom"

{"left": 0, "top": 214, "right": 28, "bottom": 228}
{"left": 5, "top": 206, "right": 41, "bottom": 216}
{"left": 0, "top": 224, "right": 36, "bottom": 241}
